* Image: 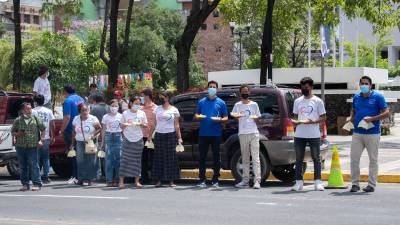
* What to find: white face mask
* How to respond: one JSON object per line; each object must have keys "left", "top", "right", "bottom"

{"left": 110, "top": 106, "right": 119, "bottom": 114}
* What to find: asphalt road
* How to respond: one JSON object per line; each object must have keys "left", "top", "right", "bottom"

{"left": 0, "top": 179, "right": 399, "bottom": 225}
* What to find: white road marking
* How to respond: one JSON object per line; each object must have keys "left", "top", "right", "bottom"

{"left": 0, "top": 194, "right": 129, "bottom": 200}
{"left": 256, "top": 202, "right": 277, "bottom": 206}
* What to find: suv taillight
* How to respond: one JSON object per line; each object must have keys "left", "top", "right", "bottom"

{"left": 283, "top": 118, "right": 294, "bottom": 140}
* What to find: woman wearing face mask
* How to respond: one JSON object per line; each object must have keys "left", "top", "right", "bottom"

{"left": 72, "top": 104, "right": 102, "bottom": 186}
{"left": 119, "top": 96, "right": 148, "bottom": 189}
{"left": 100, "top": 99, "right": 123, "bottom": 187}
{"left": 148, "top": 91, "right": 182, "bottom": 188}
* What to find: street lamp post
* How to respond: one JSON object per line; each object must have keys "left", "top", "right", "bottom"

{"left": 229, "top": 22, "right": 250, "bottom": 70}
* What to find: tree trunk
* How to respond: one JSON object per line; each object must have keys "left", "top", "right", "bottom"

{"left": 260, "top": 0, "right": 275, "bottom": 85}
{"left": 13, "top": 0, "right": 22, "bottom": 91}
{"left": 176, "top": 40, "right": 190, "bottom": 92}
{"left": 108, "top": 0, "right": 120, "bottom": 88}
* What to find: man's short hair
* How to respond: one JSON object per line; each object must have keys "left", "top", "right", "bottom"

{"left": 92, "top": 93, "right": 104, "bottom": 103}
{"left": 300, "top": 77, "right": 314, "bottom": 87}
{"left": 38, "top": 65, "right": 48, "bottom": 76}
{"left": 208, "top": 80, "right": 219, "bottom": 88}
{"left": 142, "top": 88, "right": 153, "bottom": 101}
{"left": 360, "top": 76, "right": 372, "bottom": 85}
{"left": 34, "top": 94, "right": 45, "bottom": 106}
{"left": 63, "top": 84, "right": 76, "bottom": 94}
{"left": 90, "top": 83, "right": 97, "bottom": 88}
{"left": 239, "top": 85, "right": 249, "bottom": 92}
{"left": 20, "top": 102, "right": 31, "bottom": 110}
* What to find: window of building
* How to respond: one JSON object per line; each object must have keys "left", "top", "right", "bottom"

{"left": 381, "top": 50, "right": 388, "bottom": 59}
{"left": 215, "top": 46, "right": 222, "bottom": 53}
{"left": 23, "top": 14, "right": 30, "bottom": 24}
{"left": 201, "top": 24, "right": 207, "bottom": 30}
{"left": 33, "top": 15, "right": 40, "bottom": 25}
{"left": 5, "top": 12, "right": 12, "bottom": 19}
{"left": 213, "top": 24, "right": 220, "bottom": 30}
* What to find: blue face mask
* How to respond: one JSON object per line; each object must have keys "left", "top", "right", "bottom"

{"left": 360, "top": 85, "right": 370, "bottom": 94}
{"left": 140, "top": 97, "right": 145, "bottom": 105}
{"left": 208, "top": 88, "right": 217, "bottom": 96}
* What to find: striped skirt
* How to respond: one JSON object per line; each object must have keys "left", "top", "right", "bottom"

{"left": 76, "top": 141, "right": 99, "bottom": 181}
{"left": 119, "top": 138, "right": 144, "bottom": 177}
{"left": 152, "top": 132, "right": 180, "bottom": 181}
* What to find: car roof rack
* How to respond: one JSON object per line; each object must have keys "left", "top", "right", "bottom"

{"left": 221, "top": 83, "right": 278, "bottom": 90}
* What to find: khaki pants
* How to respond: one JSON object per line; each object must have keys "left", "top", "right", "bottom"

{"left": 239, "top": 133, "right": 261, "bottom": 183}
{"left": 351, "top": 133, "right": 380, "bottom": 187}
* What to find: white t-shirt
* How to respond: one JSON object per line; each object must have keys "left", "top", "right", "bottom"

{"left": 232, "top": 101, "right": 261, "bottom": 135}
{"left": 32, "top": 106, "right": 55, "bottom": 139}
{"left": 154, "top": 106, "right": 180, "bottom": 134}
{"left": 101, "top": 113, "right": 122, "bottom": 133}
{"left": 121, "top": 110, "right": 147, "bottom": 142}
{"left": 33, "top": 77, "right": 51, "bottom": 104}
{"left": 293, "top": 95, "right": 326, "bottom": 138}
{"left": 72, "top": 115, "right": 100, "bottom": 142}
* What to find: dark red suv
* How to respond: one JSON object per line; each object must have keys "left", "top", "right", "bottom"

{"left": 172, "top": 84, "right": 329, "bottom": 183}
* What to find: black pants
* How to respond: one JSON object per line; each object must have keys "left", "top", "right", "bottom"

{"left": 294, "top": 138, "right": 321, "bottom": 180}
{"left": 64, "top": 131, "right": 77, "bottom": 178}
{"left": 141, "top": 137, "right": 153, "bottom": 183}
{"left": 198, "top": 136, "right": 221, "bottom": 183}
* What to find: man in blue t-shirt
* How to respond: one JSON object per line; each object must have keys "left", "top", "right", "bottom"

{"left": 59, "top": 84, "right": 84, "bottom": 184}
{"left": 348, "top": 76, "right": 389, "bottom": 193}
{"left": 194, "top": 80, "right": 228, "bottom": 188}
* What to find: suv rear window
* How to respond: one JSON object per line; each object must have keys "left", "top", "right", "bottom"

{"left": 285, "top": 91, "right": 301, "bottom": 117}
{"left": 7, "top": 98, "right": 34, "bottom": 120}
{"left": 174, "top": 99, "right": 198, "bottom": 122}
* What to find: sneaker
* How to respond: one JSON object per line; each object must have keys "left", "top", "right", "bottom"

{"left": 314, "top": 180, "right": 325, "bottom": 191}
{"left": 196, "top": 181, "right": 207, "bottom": 188}
{"left": 42, "top": 177, "right": 51, "bottom": 184}
{"left": 67, "top": 177, "right": 76, "bottom": 184}
{"left": 19, "top": 185, "right": 29, "bottom": 191}
{"left": 31, "top": 186, "right": 41, "bottom": 191}
{"left": 235, "top": 181, "right": 249, "bottom": 188}
{"left": 211, "top": 182, "right": 219, "bottom": 188}
{"left": 362, "top": 185, "right": 375, "bottom": 193}
{"left": 253, "top": 181, "right": 261, "bottom": 189}
{"left": 291, "top": 180, "right": 304, "bottom": 191}
{"left": 350, "top": 185, "right": 360, "bottom": 192}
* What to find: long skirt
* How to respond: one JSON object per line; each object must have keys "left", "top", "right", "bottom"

{"left": 76, "top": 141, "right": 99, "bottom": 181}
{"left": 152, "top": 132, "right": 180, "bottom": 181}
{"left": 119, "top": 138, "right": 143, "bottom": 177}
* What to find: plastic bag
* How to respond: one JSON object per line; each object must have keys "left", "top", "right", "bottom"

{"left": 358, "top": 120, "right": 375, "bottom": 130}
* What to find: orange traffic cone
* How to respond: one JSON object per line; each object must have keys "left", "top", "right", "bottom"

{"left": 325, "top": 145, "right": 347, "bottom": 189}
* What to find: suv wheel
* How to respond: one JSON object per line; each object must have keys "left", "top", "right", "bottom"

{"left": 229, "top": 146, "right": 271, "bottom": 184}
{"left": 7, "top": 158, "right": 19, "bottom": 178}
{"left": 271, "top": 163, "right": 307, "bottom": 183}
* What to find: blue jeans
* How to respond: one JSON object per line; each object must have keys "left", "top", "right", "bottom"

{"left": 105, "top": 132, "right": 122, "bottom": 183}
{"left": 38, "top": 139, "right": 50, "bottom": 178}
{"left": 198, "top": 136, "right": 221, "bottom": 183}
{"left": 294, "top": 138, "right": 321, "bottom": 180}
{"left": 16, "top": 147, "right": 42, "bottom": 187}
{"left": 64, "top": 131, "right": 77, "bottom": 178}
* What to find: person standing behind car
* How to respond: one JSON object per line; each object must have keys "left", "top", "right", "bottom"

{"left": 291, "top": 77, "right": 326, "bottom": 192}
{"left": 33, "top": 94, "right": 55, "bottom": 184}
{"left": 348, "top": 76, "right": 389, "bottom": 193}
{"left": 59, "top": 84, "right": 84, "bottom": 185}
{"left": 33, "top": 65, "right": 52, "bottom": 109}
{"left": 195, "top": 80, "right": 228, "bottom": 188}
{"left": 140, "top": 88, "right": 157, "bottom": 184}
{"left": 100, "top": 99, "right": 123, "bottom": 187}
{"left": 12, "top": 102, "right": 46, "bottom": 191}
{"left": 231, "top": 85, "right": 262, "bottom": 189}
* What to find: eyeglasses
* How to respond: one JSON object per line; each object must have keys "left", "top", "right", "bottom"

{"left": 360, "top": 83, "right": 370, "bottom": 85}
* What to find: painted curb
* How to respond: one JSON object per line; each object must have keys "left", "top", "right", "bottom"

{"left": 180, "top": 170, "right": 400, "bottom": 183}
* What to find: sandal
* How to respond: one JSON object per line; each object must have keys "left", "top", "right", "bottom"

{"left": 119, "top": 183, "right": 126, "bottom": 189}
{"left": 155, "top": 182, "right": 162, "bottom": 188}
{"left": 136, "top": 183, "right": 143, "bottom": 189}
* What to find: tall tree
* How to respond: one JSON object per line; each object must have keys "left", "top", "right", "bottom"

{"left": 175, "top": 0, "right": 221, "bottom": 92}
{"left": 12, "top": 0, "right": 22, "bottom": 90}
{"left": 100, "top": 0, "right": 134, "bottom": 89}
{"left": 260, "top": 0, "right": 274, "bottom": 84}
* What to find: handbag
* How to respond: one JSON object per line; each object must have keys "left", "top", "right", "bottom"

{"left": 81, "top": 116, "right": 97, "bottom": 154}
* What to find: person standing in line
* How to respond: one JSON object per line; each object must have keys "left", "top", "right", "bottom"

{"left": 12, "top": 103, "right": 46, "bottom": 191}
{"left": 291, "top": 77, "right": 326, "bottom": 192}
{"left": 72, "top": 104, "right": 101, "bottom": 186}
{"left": 33, "top": 94, "right": 55, "bottom": 184}
{"left": 195, "top": 81, "right": 228, "bottom": 188}
{"left": 114, "top": 90, "right": 129, "bottom": 113}
{"left": 119, "top": 96, "right": 148, "bottom": 189}
{"left": 33, "top": 65, "right": 52, "bottom": 109}
{"left": 348, "top": 76, "right": 389, "bottom": 193}
{"left": 148, "top": 91, "right": 182, "bottom": 188}
{"left": 231, "top": 85, "right": 262, "bottom": 189}
{"left": 59, "top": 84, "right": 84, "bottom": 184}
{"left": 100, "top": 99, "right": 123, "bottom": 187}
{"left": 140, "top": 88, "right": 157, "bottom": 184}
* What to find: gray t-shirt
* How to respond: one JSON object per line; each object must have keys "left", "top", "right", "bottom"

{"left": 90, "top": 103, "right": 108, "bottom": 122}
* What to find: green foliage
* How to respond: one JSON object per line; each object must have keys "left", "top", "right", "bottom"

{"left": 0, "top": 22, "right": 6, "bottom": 37}
{"left": 0, "top": 39, "right": 14, "bottom": 89}
{"left": 389, "top": 62, "right": 400, "bottom": 78}
{"left": 41, "top": 0, "right": 82, "bottom": 28}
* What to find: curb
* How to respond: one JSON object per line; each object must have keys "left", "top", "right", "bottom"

{"left": 181, "top": 170, "right": 400, "bottom": 183}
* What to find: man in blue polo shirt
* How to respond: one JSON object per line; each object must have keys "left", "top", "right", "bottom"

{"left": 349, "top": 76, "right": 389, "bottom": 193}
{"left": 59, "top": 84, "right": 84, "bottom": 185}
{"left": 195, "top": 80, "right": 228, "bottom": 188}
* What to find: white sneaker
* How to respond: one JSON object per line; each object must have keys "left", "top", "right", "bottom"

{"left": 291, "top": 180, "right": 304, "bottom": 191}
{"left": 212, "top": 182, "right": 219, "bottom": 188}
{"left": 196, "top": 181, "right": 207, "bottom": 188}
{"left": 67, "top": 177, "right": 76, "bottom": 184}
{"left": 253, "top": 181, "right": 261, "bottom": 189}
{"left": 314, "top": 180, "right": 325, "bottom": 191}
{"left": 235, "top": 181, "right": 249, "bottom": 188}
